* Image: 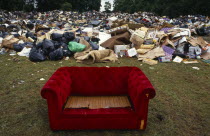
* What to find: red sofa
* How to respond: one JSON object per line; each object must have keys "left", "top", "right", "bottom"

{"left": 41, "top": 67, "right": 156, "bottom": 130}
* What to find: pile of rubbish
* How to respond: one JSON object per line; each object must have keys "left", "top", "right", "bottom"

{"left": 0, "top": 10, "right": 210, "bottom": 64}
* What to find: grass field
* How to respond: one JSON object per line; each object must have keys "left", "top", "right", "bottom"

{"left": 0, "top": 55, "right": 209, "bottom": 136}
{"left": 0, "top": 36, "right": 210, "bottom": 136}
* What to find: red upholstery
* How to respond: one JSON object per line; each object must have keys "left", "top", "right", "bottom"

{"left": 41, "top": 67, "right": 156, "bottom": 130}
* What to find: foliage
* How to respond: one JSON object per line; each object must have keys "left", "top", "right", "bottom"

{"left": 0, "top": 0, "right": 25, "bottom": 11}
{"left": 0, "top": 0, "right": 101, "bottom": 12}
{"left": 114, "top": 0, "right": 210, "bottom": 18}
{"left": 104, "top": 1, "right": 111, "bottom": 12}
{"left": 0, "top": 0, "right": 209, "bottom": 17}
{"left": 67, "top": 0, "right": 101, "bottom": 12}
{"left": 23, "top": 4, "right": 34, "bottom": 12}
{"left": 61, "top": 2, "right": 72, "bottom": 11}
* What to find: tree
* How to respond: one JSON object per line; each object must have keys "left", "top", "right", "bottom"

{"left": 104, "top": 1, "right": 111, "bottom": 12}
{"left": 113, "top": 0, "right": 210, "bottom": 18}
{"left": 23, "top": 0, "right": 35, "bottom": 12}
{"left": 36, "top": 0, "right": 64, "bottom": 11}
{"left": 0, "top": 0, "right": 25, "bottom": 11}
{"left": 61, "top": 2, "right": 72, "bottom": 11}
{"left": 0, "top": 0, "right": 102, "bottom": 12}
{"left": 36, "top": 0, "right": 101, "bottom": 12}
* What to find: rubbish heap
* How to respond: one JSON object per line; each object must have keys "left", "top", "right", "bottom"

{"left": 0, "top": 10, "right": 210, "bottom": 64}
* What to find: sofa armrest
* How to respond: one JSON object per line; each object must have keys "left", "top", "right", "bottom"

{"left": 41, "top": 67, "right": 72, "bottom": 111}
{"left": 128, "top": 68, "right": 156, "bottom": 100}
{"left": 128, "top": 68, "right": 156, "bottom": 129}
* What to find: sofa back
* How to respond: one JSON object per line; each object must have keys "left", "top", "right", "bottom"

{"left": 67, "top": 67, "right": 134, "bottom": 96}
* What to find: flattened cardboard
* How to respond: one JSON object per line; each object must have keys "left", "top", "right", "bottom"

{"left": 65, "top": 96, "right": 131, "bottom": 109}
{"left": 197, "top": 37, "right": 207, "bottom": 47}
{"left": 189, "top": 37, "right": 207, "bottom": 47}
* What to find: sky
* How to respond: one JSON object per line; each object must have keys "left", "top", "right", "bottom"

{"left": 100, "top": 0, "right": 114, "bottom": 11}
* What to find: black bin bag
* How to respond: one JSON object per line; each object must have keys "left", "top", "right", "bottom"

{"left": 29, "top": 48, "right": 46, "bottom": 62}
{"left": 49, "top": 48, "right": 64, "bottom": 61}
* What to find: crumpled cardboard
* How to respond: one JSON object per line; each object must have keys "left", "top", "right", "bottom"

{"left": 75, "top": 49, "right": 118, "bottom": 64}
{"left": 134, "top": 29, "right": 146, "bottom": 39}
{"left": 130, "top": 33, "right": 144, "bottom": 49}
{"left": 138, "top": 46, "right": 165, "bottom": 60}
{"left": 159, "top": 22, "right": 174, "bottom": 29}
{"left": 36, "top": 35, "right": 46, "bottom": 43}
{"left": 167, "top": 29, "right": 181, "bottom": 36}
{"left": 99, "top": 32, "right": 112, "bottom": 45}
{"left": 140, "top": 44, "right": 155, "bottom": 49}
{"left": 189, "top": 37, "right": 199, "bottom": 46}
{"left": 140, "top": 27, "right": 149, "bottom": 32}
{"left": 127, "top": 23, "right": 144, "bottom": 30}
{"left": 197, "top": 37, "right": 208, "bottom": 47}
{"left": 168, "top": 28, "right": 191, "bottom": 38}
{"left": 107, "top": 25, "right": 128, "bottom": 35}
{"left": 2, "top": 35, "right": 19, "bottom": 49}
{"left": 166, "top": 38, "right": 175, "bottom": 47}
{"left": 137, "top": 49, "right": 151, "bottom": 54}
{"left": 75, "top": 19, "right": 87, "bottom": 24}
{"left": 101, "top": 32, "right": 131, "bottom": 50}
{"left": 142, "top": 58, "right": 158, "bottom": 65}
{"left": 45, "top": 29, "right": 55, "bottom": 40}
{"left": 79, "top": 37, "right": 91, "bottom": 51}
{"left": 28, "top": 37, "right": 34, "bottom": 42}
{"left": 146, "top": 29, "right": 157, "bottom": 39}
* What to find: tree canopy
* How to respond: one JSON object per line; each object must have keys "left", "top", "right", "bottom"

{"left": 0, "top": 0, "right": 209, "bottom": 18}
{"left": 104, "top": 1, "right": 111, "bottom": 12}
{"left": 114, "top": 0, "right": 210, "bottom": 18}
{"left": 0, "top": 0, "right": 102, "bottom": 12}
{"left": 61, "top": 2, "right": 72, "bottom": 11}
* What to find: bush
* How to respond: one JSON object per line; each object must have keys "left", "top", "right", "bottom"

{"left": 61, "top": 2, "right": 72, "bottom": 11}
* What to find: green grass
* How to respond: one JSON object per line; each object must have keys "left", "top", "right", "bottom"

{"left": 0, "top": 54, "right": 209, "bottom": 136}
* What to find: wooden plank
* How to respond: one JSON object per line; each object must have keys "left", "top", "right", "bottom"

{"left": 65, "top": 96, "right": 131, "bottom": 109}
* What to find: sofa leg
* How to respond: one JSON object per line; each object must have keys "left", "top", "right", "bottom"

{"left": 140, "top": 120, "right": 144, "bottom": 130}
